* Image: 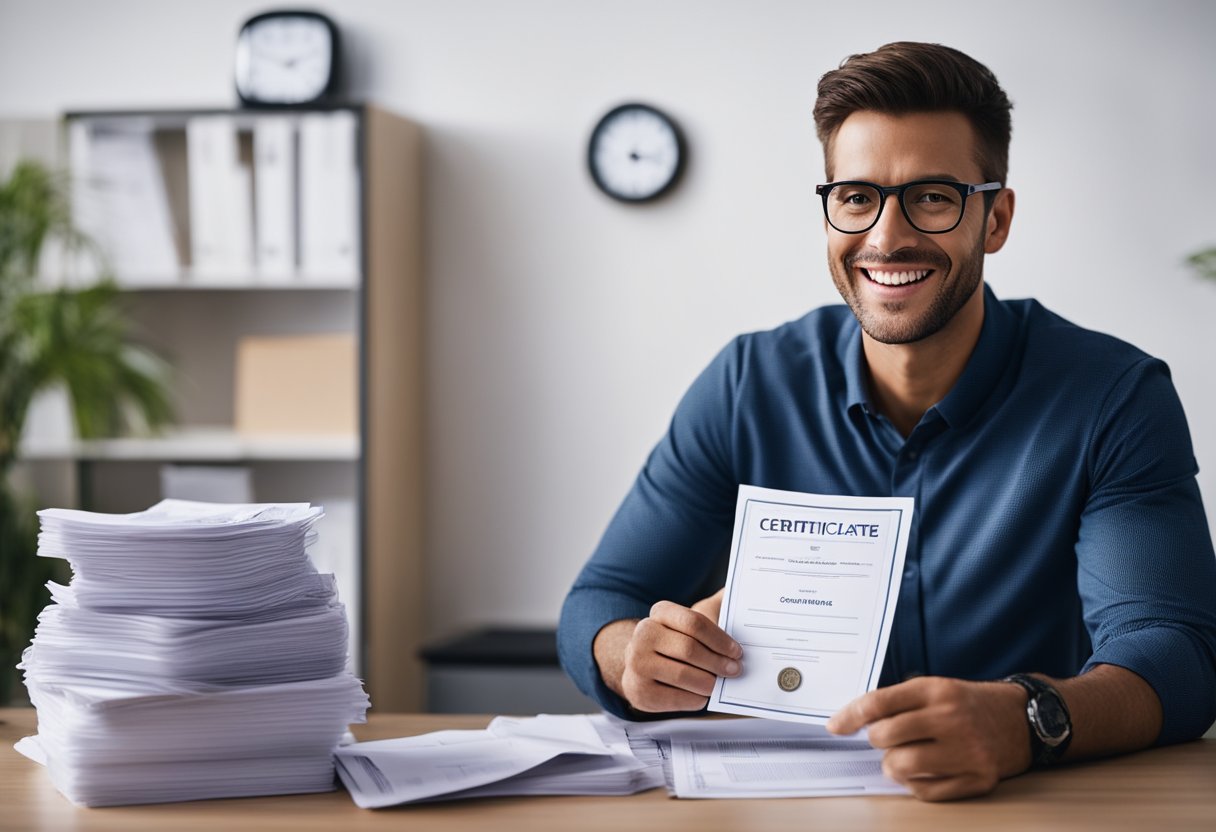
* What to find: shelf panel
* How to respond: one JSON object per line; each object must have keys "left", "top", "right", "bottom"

{"left": 21, "top": 427, "right": 359, "bottom": 462}
{"left": 113, "top": 274, "right": 359, "bottom": 290}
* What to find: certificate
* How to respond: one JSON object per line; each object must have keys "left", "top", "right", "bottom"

{"left": 708, "top": 485, "right": 913, "bottom": 724}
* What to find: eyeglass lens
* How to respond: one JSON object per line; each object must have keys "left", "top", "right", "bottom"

{"left": 826, "top": 183, "right": 965, "bottom": 233}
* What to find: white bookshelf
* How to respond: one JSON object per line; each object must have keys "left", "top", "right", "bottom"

{"left": 19, "top": 105, "right": 426, "bottom": 711}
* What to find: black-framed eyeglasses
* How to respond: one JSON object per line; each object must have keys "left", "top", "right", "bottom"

{"left": 815, "top": 179, "right": 1003, "bottom": 234}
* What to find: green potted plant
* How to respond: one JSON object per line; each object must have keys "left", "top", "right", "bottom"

{"left": 1187, "top": 247, "right": 1216, "bottom": 281}
{"left": 0, "top": 159, "right": 173, "bottom": 705}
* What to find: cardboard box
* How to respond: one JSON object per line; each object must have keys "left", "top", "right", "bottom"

{"left": 235, "top": 334, "right": 357, "bottom": 435}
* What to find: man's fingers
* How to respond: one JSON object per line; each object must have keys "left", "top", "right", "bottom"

{"left": 881, "top": 741, "right": 969, "bottom": 783}
{"left": 865, "top": 709, "right": 940, "bottom": 749}
{"left": 904, "top": 773, "right": 997, "bottom": 803}
{"left": 826, "top": 690, "right": 895, "bottom": 735}
{"left": 649, "top": 600, "right": 742, "bottom": 659}
{"left": 633, "top": 617, "right": 741, "bottom": 679}
{"left": 822, "top": 677, "right": 1015, "bottom": 802}
{"left": 647, "top": 653, "right": 720, "bottom": 697}
{"left": 619, "top": 599, "right": 746, "bottom": 714}
{"left": 827, "top": 677, "right": 937, "bottom": 734}
{"left": 621, "top": 672, "right": 710, "bottom": 713}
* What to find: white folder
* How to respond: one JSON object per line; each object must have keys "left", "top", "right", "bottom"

{"left": 69, "top": 120, "right": 180, "bottom": 284}
{"left": 187, "top": 117, "right": 254, "bottom": 281}
{"left": 66, "top": 120, "right": 104, "bottom": 286}
{"left": 253, "top": 117, "right": 297, "bottom": 282}
{"left": 298, "top": 112, "right": 359, "bottom": 283}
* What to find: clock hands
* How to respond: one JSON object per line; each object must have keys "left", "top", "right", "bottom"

{"left": 275, "top": 48, "right": 324, "bottom": 69}
{"left": 589, "top": 103, "right": 684, "bottom": 202}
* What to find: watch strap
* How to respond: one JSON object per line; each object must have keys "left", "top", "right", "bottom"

{"left": 1003, "top": 673, "right": 1072, "bottom": 768}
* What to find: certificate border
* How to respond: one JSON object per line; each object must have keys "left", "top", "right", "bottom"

{"left": 716, "top": 496, "right": 908, "bottom": 720}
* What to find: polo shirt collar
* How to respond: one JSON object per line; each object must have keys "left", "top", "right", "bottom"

{"left": 843, "top": 322, "right": 871, "bottom": 419}
{"left": 934, "top": 282, "right": 1015, "bottom": 429}
{"left": 842, "top": 282, "right": 1015, "bottom": 430}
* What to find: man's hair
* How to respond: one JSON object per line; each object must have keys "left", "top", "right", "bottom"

{"left": 813, "top": 42, "right": 1013, "bottom": 185}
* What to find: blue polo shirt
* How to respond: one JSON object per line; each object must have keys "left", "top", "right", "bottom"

{"left": 558, "top": 284, "right": 1216, "bottom": 743}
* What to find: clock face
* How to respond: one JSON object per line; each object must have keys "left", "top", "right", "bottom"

{"left": 588, "top": 104, "right": 685, "bottom": 203}
{"left": 235, "top": 12, "right": 337, "bottom": 106}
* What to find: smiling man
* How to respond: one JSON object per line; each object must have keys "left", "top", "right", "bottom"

{"left": 558, "top": 42, "right": 1216, "bottom": 801}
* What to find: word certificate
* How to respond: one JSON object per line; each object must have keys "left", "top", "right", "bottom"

{"left": 708, "top": 485, "right": 914, "bottom": 725}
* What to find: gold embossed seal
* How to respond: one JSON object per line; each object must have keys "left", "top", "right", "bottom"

{"left": 777, "top": 666, "right": 802, "bottom": 692}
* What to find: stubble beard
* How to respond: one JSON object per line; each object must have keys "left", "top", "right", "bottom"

{"left": 829, "top": 231, "right": 986, "bottom": 345}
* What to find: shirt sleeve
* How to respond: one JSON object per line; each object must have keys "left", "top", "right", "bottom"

{"left": 557, "top": 339, "right": 744, "bottom": 718}
{"left": 1076, "top": 357, "right": 1216, "bottom": 744}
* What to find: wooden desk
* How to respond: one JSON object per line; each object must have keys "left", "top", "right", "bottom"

{"left": 3, "top": 707, "right": 1213, "bottom": 831}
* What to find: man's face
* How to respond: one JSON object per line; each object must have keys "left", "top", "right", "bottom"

{"left": 825, "top": 111, "right": 1006, "bottom": 345}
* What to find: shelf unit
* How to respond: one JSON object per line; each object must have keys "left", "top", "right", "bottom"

{"left": 24, "top": 104, "right": 425, "bottom": 711}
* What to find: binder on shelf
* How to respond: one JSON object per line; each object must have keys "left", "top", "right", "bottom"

{"left": 69, "top": 120, "right": 181, "bottom": 283}
{"left": 235, "top": 333, "right": 357, "bottom": 436}
{"left": 187, "top": 117, "right": 254, "bottom": 281}
{"left": 253, "top": 117, "right": 297, "bottom": 282}
{"left": 298, "top": 112, "right": 359, "bottom": 283}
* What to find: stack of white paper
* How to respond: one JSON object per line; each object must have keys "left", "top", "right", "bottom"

{"left": 333, "top": 714, "right": 664, "bottom": 807}
{"left": 15, "top": 499, "right": 370, "bottom": 807}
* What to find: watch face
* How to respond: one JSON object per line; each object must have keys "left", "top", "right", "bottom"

{"left": 588, "top": 103, "right": 685, "bottom": 203}
{"left": 1029, "top": 695, "right": 1072, "bottom": 746}
{"left": 235, "top": 12, "right": 337, "bottom": 105}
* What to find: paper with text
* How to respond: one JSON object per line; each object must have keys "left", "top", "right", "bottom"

{"left": 708, "top": 485, "right": 913, "bottom": 724}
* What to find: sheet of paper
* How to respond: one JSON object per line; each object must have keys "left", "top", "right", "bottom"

{"left": 708, "top": 485, "right": 913, "bottom": 724}
{"left": 619, "top": 716, "right": 907, "bottom": 799}
{"left": 333, "top": 714, "right": 661, "bottom": 808}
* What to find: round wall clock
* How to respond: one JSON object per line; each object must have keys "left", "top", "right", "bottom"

{"left": 235, "top": 10, "right": 341, "bottom": 107}
{"left": 587, "top": 103, "right": 686, "bottom": 203}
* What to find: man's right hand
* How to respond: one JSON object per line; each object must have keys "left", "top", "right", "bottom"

{"left": 593, "top": 590, "right": 744, "bottom": 713}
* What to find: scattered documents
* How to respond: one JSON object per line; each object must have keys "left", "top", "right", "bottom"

{"left": 670, "top": 735, "right": 896, "bottom": 798}
{"left": 708, "top": 486, "right": 913, "bottom": 724}
{"left": 15, "top": 499, "right": 370, "bottom": 807}
{"left": 334, "top": 713, "right": 663, "bottom": 807}
{"left": 334, "top": 713, "right": 904, "bottom": 806}
{"left": 623, "top": 717, "right": 906, "bottom": 798}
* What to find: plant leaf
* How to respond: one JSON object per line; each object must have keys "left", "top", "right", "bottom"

{"left": 1186, "top": 247, "right": 1216, "bottom": 281}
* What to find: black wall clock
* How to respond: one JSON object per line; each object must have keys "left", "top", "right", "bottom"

{"left": 587, "top": 103, "right": 686, "bottom": 203}
{"left": 235, "top": 10, "right": 341, "bottom": 107}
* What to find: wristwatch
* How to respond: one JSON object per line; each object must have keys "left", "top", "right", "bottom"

{"left": 1004, "top": 673, "right": 1072, "bottom": 767}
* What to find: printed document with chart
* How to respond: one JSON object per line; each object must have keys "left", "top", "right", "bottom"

{"left": 708, "top": 485, "right": 913, "bottom": 724}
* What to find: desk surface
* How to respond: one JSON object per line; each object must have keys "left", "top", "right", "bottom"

{"left": 3, "top": 707, "right": 1213, "bottom": 831}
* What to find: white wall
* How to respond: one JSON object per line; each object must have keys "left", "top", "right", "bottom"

{"left": 2, "top": 0, "right": 1213, "bottom": 640}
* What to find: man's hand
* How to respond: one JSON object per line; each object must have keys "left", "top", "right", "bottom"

{"left": 826, "top": 676, "right": 1030, "bottom": 802}
{"left": 594, "top": 589, "right": 742, "bottom": 713}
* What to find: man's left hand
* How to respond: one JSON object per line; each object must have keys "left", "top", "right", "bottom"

{"left": 826, "top": 676, "right": 1031, "bottom": 801}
